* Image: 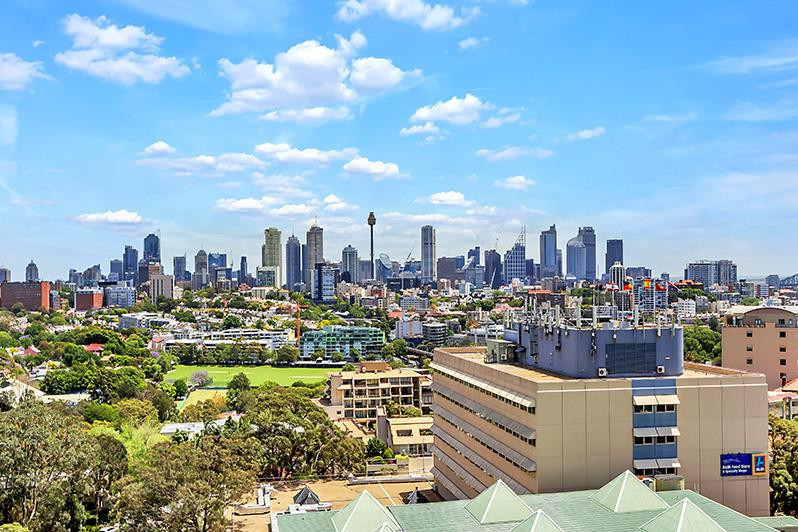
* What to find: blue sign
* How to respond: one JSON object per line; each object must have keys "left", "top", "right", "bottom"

{"left": 721, "top": 453, "right": 753, "bottom": 476}
{"left": 753, "top": 453, "right": 768, "bottom": 475}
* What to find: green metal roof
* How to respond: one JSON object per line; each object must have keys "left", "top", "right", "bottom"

{"left": 465, "top": 479, "right": 534, "bottom": 525}
{"left": 589, "top": 471, "right": 669, "bottom": 513}
{"left": 754, "top": 516, "right": 798, "bottom": 528}
{"left": 508, "top": 510, "right": 564, "bottom": 532}
{"left": 639, "top": 498, "right": 726, "bottom": 532}
{"left": 330, "top": 490, "right": 401, "bottom": 532}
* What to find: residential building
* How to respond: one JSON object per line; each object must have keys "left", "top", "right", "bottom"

{"left": 286, "top": 234, "right": 302, "bottom": 291}
{"left": 400, "top": 295, "right": 429, "bottom": 312}
{"left": 609, "top": 261, "right": 626, "bottom": 288}
{"left": 0, "top": 281, "right": 50, "bottom": 311}
{"left": 566, "top": 235, "right": 586, "bottom": 280}
{"left": 105, "top": 285, "right": 136, "bottom": 308}
{"left": 300, "top": 325, "right": 385, "bottom": 358}
{"left": 421, "top": 225, "right": 436, "bottom": 283}
{"left": 328, "top": 361, "right": 430, "bottom": 424}
{"left": 676, "top": 298, "right": 696, "bottom": 319}
{"left": 25, "top": 260, "right": 39, "bottom": 282}
{"left": 262, "top": 227, "right": 282, "bottom": 286}
{"left": 377, "top": 414, "right": 434, "bottom": 456}
{"left": 148, "top": 274, "right": 174, "bottom": 302}
{"left": 312, "top": 263, "right": 339, "bottom": 303}
{"left": 605, "top": 239, "right": 623, "bottom": 276}
{"left": 484, "top": 249, "right": 502, "bottom": 289}
{"left": 74, "top": 288, "right": 103, "bottom": 311}
{"left": 305, "top": 224, "right": 324, "bottom": 289}
{"left": 143, "top": 233, "right": 160, "bottom": 262}
{"left": 173, "top": 255, "right": 187, "bottom": 281}
{"left": 722, "top": 305, "right": 798, "bottom": 390}
{"left": 341, "top": 245, "right": 359, "bottom": 283}
{"left": 430, "top": 306, "right": 770, "bottom": 516}
{"left": 539, "top": 225, "right": 557, "bottom": 278}
{"left": 423, "top": 322, "right": 448, "bottom": 346}
{"left": 272, "top": 471, "right": 791, "bottom": 532}
{"left": 256, "top": 266, "right": 278, "bottom": 288}
{"left": 577, "top": 227, "right": 597, "bottom": 280}
{"left": 395, "top": 319, "right": 423, "bottom": 339}
{"left": 685, "top": 259, "right": 738, "bottom": 289}
{"left": 633, "top": 278, "right": 668, "bottom": 313}
{"left": 504, "top": 230, "right": 526, "bottom": 284}
{"left": 626, "top": 266, "right": 652, "bottom": 279}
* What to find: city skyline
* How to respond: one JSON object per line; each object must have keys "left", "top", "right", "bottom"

{"left": 2, "top": 2, "right": 798, "bottom": 277}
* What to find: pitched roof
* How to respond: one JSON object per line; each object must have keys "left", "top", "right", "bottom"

{"left": 464, "top": 478, "right": 534, "bottom": 525}
{"left": 640, "top": 498, "right": 726, "bottom": 532}
{"left": 589, "top": 471, "right": 669, "bottom": 513}
{"left": 331, "top": 490, "right": 401, "bottom": 532}
{"left": 294, "top": 485, "right": 321, "bottom": 505}
{"left": 509, "top": 510, "right": 564, "bottom": 532}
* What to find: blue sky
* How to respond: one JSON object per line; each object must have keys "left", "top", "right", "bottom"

{"left": 1, "top": 0, "right": 798, "bottom": 280}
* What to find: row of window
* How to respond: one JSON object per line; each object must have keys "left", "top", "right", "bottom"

{"left": 746, "top": 358, "right": 792, "bottom": 366}
{"left": 634, "top": 435, "right": 676, "bottom": 445}
{"left": 634, "top": 404, "right": 676, "bottom": 414}
{"left": 437, "top": 370, "right": 535, "bottom": 415}
{"left": 746, "top": 330, "right": 791, "bottom": 338}
{"left": 745, "top": 344, "right": 788, "bottom": 351}
{"left": 435, "top": 390, "right": 536, "bottom": 446}
{"left": 437, "top": 414, "right": 533, "bottom": 473}
{"left": 634, "top": 467, "right": 678, "bottom": 476}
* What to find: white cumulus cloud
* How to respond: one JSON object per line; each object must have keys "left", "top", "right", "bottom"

{"left": 252, "top": 173, "right": 313, "bottom": 198}
{"left": 142, "top": 140, "right": 176, "bottom": 155}
{"left": 566, "top": 126, "right": 607, "bottom": 141}
{"left": 254, "top": 142, "right": 357, "bottom": 165}
{"left": 425, "top": 190, "right": 474, "bottom": 206}
{"left": 399, "top": 122, "right": 439, "bottom": 136}
{"left": 324, "top": 194, "right": 357, "bottom": 212}
{"left": 138, "top": 144, "right": 267, "bottom": 176}
{"left": 262, "top": 106, "right": 351, "bottom": 124}
{"left": 476, "top": 146, "right": 553, "bottom": 161}
{"left": 336, "top": 0, "right": 479, "bottom": 30}
{"left": 343, "top": 156, "right": 401, "bottom": 180}
{"left": 494, "top": 175, "right": 535, "bottom": 190}
{"left": 54, "top": 14, "right": 189, "bottom": 85}
{"left": 214, "top": 196, "right": 278, "bottom": 213}
{"left": 73, "top": 209, "right": 146, "bottom": 225}
{"left": 482, "top": 112, "right": 520, "bottom": 128}
{"left": 0, "top": 53, "right": 50, "bottom": 90}
{"left": 459, "top": 36, "right": 489, "bottom": 50}
{"left": 410, "top": 93, "right": 491, "bottom": 125}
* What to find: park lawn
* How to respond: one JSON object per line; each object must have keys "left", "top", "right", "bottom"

{"left": 165, "top": 364, "right": 333, "bottom": 388}
{"left": 181, "top": 388, "right": 226, "bottom": 409}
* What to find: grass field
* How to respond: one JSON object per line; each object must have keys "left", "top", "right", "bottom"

{"left": 165, "top": 365, "right": 333, "bottom": 388}
{"left": 181, "top": 388, "right": 226, "bottom": 409}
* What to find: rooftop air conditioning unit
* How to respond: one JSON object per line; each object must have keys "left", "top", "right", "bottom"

{"left": 597, "top": 367, "right": 608, "bottom": 377}
{"left": 656, "top": 365, "right": 665, "bottom": 374}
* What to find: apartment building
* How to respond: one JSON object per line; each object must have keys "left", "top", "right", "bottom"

{"left": 431, "top": 310, "right": 770, "bottom": 517}
{"left": 300, "top": 325, "right": 384, "bottom": 358}
{"left": 328, "top": 362, "right": 432, "bottom": 424}
{"left": 722, "top": 305, "right": 798, "bottom": 390}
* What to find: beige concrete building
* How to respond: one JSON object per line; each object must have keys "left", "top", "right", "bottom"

{"left": 431, "top": 345, "right": 770, "bottom": 517}
{"left": 377, "top": 414, "right": 433, "bottom": 456}
{"left": 328, "top": 362, "right": 432, "bottom": 425}
{"left": 722, "top": 305, "right": 798, "bottom": 390}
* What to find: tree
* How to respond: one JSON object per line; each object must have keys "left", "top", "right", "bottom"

{"left": 87, "top": 434, "right": 128, "bottom": 519}
{"left": 275, "top": 344, "right": 299, "bottom": 364}
{"left": 173, "top": 379, "right": 188, "bottom": 398}
{"left": 221, "top": 315, "right": 243, "bottom": 330}
{"left": 180, "top": 398, "right": 224, "bottom": 423}
{"left": 115, "top": 399, "right": 159, "bottom": 426}
{"left": 741, "top": 296, "right": 760, "bottom": 306}
{"left": 683, "top": 326, "right": 722, "bottom": 365}
{"left": 366, "top": 437, "right": 388, "bottom": 457}
{"left": 189, "top": 370, "right": 213, "bottom": 388}
{"left": 770, "top": 414, "right": 798, "bottom": 515}
{"left": 226, "top": 373, "right": 252, "bottom": 412}
{"left": 115, "top": 437, "right": 255, "bottom": 532}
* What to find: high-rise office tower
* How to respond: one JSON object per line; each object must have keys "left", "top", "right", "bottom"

{"left": 368, "top": 212, "right": 376, "bottom": 280}
{"left": 123, "top": 245, "right": 138, "bottom": 279}
{"left": 173, "top": 255, "right": 187, "bottom": 281}
{"left": 484, "top": 250, "right": 502, "bottom": 289}
{"left": 25, "top": 260, "right": 39, "bottom": 282}
{"left": 286, "top": 235, "right": 302, "bottom": 291}
{"left": 504, "top": 229, "right": 526, "bottom": 283}
{"left": 109, "top": 259, "right": 123, "bottom": 279}
{"left": 421, "top": 225, "right": 436, "bottom": 282}
{"left": 194, "top": 249, "right": 208, "bottom": 273}
{"left": 0, "top": 268, "right": 10, "bottom": 283}
{"left": 208, "top": 253, "right": 227, "bottom": 269}
{"left": 685, "top": 259, "right": 737, "bottom": 288}
{"left": 342, "top": 245, "right": 359, "bottom": 283}
{"left": 301, "top": 244, "right": 307, "bottom": 288}
{"left": 566, "top": 235, "right": 587, "bottom": 280}
{"left": 577, "top": 227, "right": 596, "bottom": 280}
{"left": 239, "top": 256, "right": 248, "bottom": 282}
{"left": 539, "top": 225, "right": 557, "bottom": 278}
{"left": 262, "top": 227, "right": 282, "bottom": 285}
{"left": 605, "top": 239, "right": 624, "bottom": 276}
{"left": 609, "top": 261, "right": 626, "bottom": 287}
{"left": 468, "top": 246, "right": 480, "bottom": 267}
{"left": 144, "top": 233, "right": 161, "bottom": 262}
{"left": 305, "top": 224, "right": 324, "bottom": 289}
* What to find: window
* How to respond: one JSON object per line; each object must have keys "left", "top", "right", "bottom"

{"left": 746, "top": 345, "right": 753, "bottom": 352}
{"left": 781, "top": 331, "right": 787, "bottom": 338}
{"left": 746, "top": 358, "right": 753, "bottom": 365}
{"left": 781, "top": 346, "right": 787, "bottom": 353}
{"left": 746, "top": 331, "right": 753, "bottom": 337}
{"left": 781, "top": 359, "right": 787, "bottom": 366}
{"left": 656, "top": 436, "right": 676, "bottom": 444}
{"left": 634, "top": 404, "right": 655, "bottom": 414}
{"left": 756, "top": 319, "right": 763, "bottom": 326}
{"left": 634, "top": 436, "right": 654, "bottom": 445}
{"left": 656, "top": 404, "right": 676, "bottom": 413}
{"left": 396, "top": 429, "right": 412, "bottom": 437}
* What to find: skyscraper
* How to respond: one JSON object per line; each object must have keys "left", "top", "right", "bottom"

{"left": 342, "top": 245, "right": 359, "bottom": 283}
{"left": 123, "top": 245, "right": 138, "bottom": 280}
{"left": 262, "top": 227, "right": 282, "bottom": 285}
{"left": 208, "top": 253, "right": 227, "bottom": 269}
{"left": 286, "top": 235, "right": 302, "bottom": 291}
{"left": 566, "top": 235, "right": 587, "bottom": 280}
{"left": 421, "top": 225, "right": 436, "bottom": 282}
{"left": 484, "top": 250, "right": 502, "bottom": 289}
{"left": 144, "top": 233, "right": 161, "bottom": 262}
{"left": 605, "top": 239, "right": 624, "bottom": 276}
{"left": 577, "top": 227, "right": 596, "bottom": 280}
{"left": 467, "top": 246, "right": 480, "bottom": 267}
{"left": 305, "top": 224, "right": 324, "bottom": 289}
{"left": 0, "top": 268, "right": 10, "bottom": 283}
{"left": 25, "top": 260, "right": 39, "bottom": 282}
{"left": 109, "top": 259, "right": 123, "bottom": 279}
{"left": 539, "top": 225, "right": 557, "bottom": 278}
{"left": 173, "top": 255, "right": 187, "bottom": 281}
{"left": 368, "top": 212, "right": 376, "bottom": 280}
{"left": 685, "top": 259, "right": 737, "bottom": 288}
{"left": 239, "top": 256, "right": 248, "bottom": 282}
{"left": 194, "top": 249, "right": 208, "bottom": 274}
{"left": 504, "top": 230, "right": 526, "bottom": 283}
